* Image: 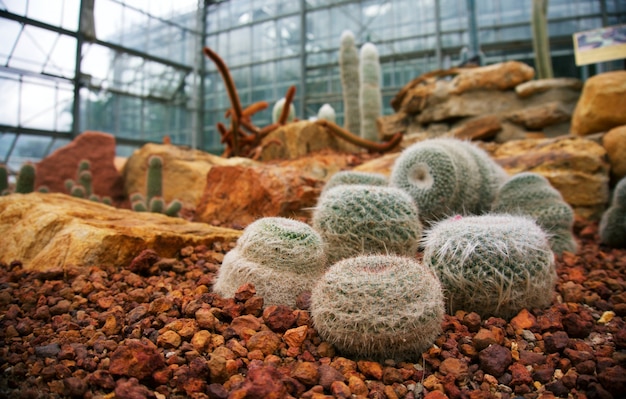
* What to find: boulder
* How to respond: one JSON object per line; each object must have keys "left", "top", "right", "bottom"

{"left": 122, "top": 143, "right": 256, "bottom": 209}
{"left": 0, "top": 193, "right": 241, "bottom": 271}
{"left": 35, "top": 131, "right": 124, "bottom": 203}
{"left": 506, "top": 101, "right": 572, "bottom": 131}
{"left": 515, "top": 78, "right": 583, "bottom": 98}
{"left": 602, "top": 125, "right": 626, "bottom": 183}
{"left": 449, "top": 61, "right": 535, "bottom": 94}
{"left": 571, "top": 71, "right": 626, "bottom": 136}
{"left": 449, "top": 114, "right": 502, "bottom": 141}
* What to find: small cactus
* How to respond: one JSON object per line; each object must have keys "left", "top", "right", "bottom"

{"left": 321, "top": 170, "right": 388, "bottom": 195}
{"left": 15, "top": 163, "right": 36, "bottom": 194}
{"left": 599, "top": 176, "right": 626, "bottom": 248}
{"left": 422, "top": 214, "right": 556, "bottom": 319}
{"left": 65, "top": 159, "right": 111, "bottom": 204}
{"left": 492, "top": 172, "right": 577, "bottom": 255}
{"left": 131, "top": 155, "right": 182, "bottom": 217}
{"left": 339, "top": 30, "right": 361, "bottom": 135}
{"left": 213, "top": 217, "right": 327, "bottom": 307}
{"left": 317, "top": 103, "right": 336, "bottom": 124}
{"left": 271, "top": 98, "right": 295, "bottom": 124}
{"left": 310, "top": 254, "right": 444, "bottom": 361}
{"left": 312, "top": 185, "right": 422, "bottom": 264}
{"left": 359, "top": 42, "right": 382, "bottom": 142}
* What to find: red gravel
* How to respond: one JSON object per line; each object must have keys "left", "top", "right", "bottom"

{"left": 0, "top": 218, "right": 625, "bottom": 399}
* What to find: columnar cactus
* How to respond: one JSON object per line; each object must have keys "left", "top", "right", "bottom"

{"left": 390, "top": 138, "right": 508, "bottom": 224}
{"left": 213, "top": 217, "right": 327, "bottom": 307}
{"left": 312, "top": 185, "right": 422, "bottom": 264}
{"left": 317, "top": 103, "right": 336, "bottom": 124}
{"left": 310, "top": 254, "right": 444, "bottom": 361}
{"left": 492, "top": 172, "right": 577, "bottom": 255}
{"left": 271, "top": 98, "right": 295, "bottom": 124}
{"left": 65, "top": 160, "right": 112, "bottom": 204}
{"left": 599, "top": 176, "right": 626, "bottom": 248}
{"left": 339, "top": 30, "right": 361, "bottom": 135}
{"left": 321, "top": 170, "right": 388, "bottom": 195}
{"left": 0, "top": 164, "right": 8, "bottom": 195}
{"left": 131, "top": 155, "right": 182, "bottom": 217}
{"left": 15, "top": 163, "right": 36, "bottom": 194}
{"left": 422, "top": 214, "right": 556, "bottom": 319}
{"left": 359, "top": 42, "right": 382, "bottom": 142}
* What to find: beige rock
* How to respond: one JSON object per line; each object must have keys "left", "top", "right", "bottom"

{"left": 506, "top": 101, "right": 571, "bottom": 130}
{"left": 122, "top": 143, "right": 255, "bottom": 208}
{"left": 602, "top": 125, "right": 626, "bottom": 182}
{"left": 352, "top": 152, "right": 399, "bottom": 176}
{"left": 0, "top": 193, "right": 241, "bottom": 270}
{"left": 449, "top": 61, "right": 535, "bottom": 94}
{"left": 449, "top": 115, "right": 502, "bottom": 141}
{"left": 515, "top": 78, "right": 583, "bottom": 98}
{"left": 571, "top": 71, "right": 626, "bottom": 136}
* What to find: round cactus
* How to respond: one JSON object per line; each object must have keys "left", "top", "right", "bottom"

{"left": 317, "top": 103, "right": 336, "bottom": 124}
{"left": 271, "top": 98, "right": 295, "bottom": 124}
{"left": 321, "top": 170, "right": 388, "bottom": 195}
{"left": 213, "top": 217, "right": 327, "bottom": 307}
{"left": 310, "top": 254, "right": 444, "bottom": 361}
{"left": 15, "top": 163, "right": 36, "bottom": 194}
{"left": 312, "top": 185, "right": 422, "bottom": 264}
{"left": 492, "top": 172, "right": 577, "bottom": 255}
{"left": 422, "top": 214, "right": 556, "bottom": 319}
{"left": 339, "top": 30, "right": 361, "bottom": 135}
{"left": 599, "top": 176, "right": 626, "bottom": 248}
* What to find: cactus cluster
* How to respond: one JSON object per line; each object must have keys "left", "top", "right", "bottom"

{"left": 339, "top": 30, "right": 361, "bottom": 136}
{"left": 310, "top": 254, "right": 444, "bottom": 361}
{"left": 422, "top": 214, "right": 556, "bottom": 319}
{"left": 131, "top": 155, "right": 182, "bottom": 217}
{"left": 359, "top": 42, "right": 382, "bottom": 142}
{"left": 492, "top": 172, "right": 577, "bottom": 255}
{"left": 321, "top": 170, "right": 388, "bottom": 195}
{"left": 213, "top": 217, "right": 327, "bottom": 307}
{"left": 599, "top": 176, "right": 626, "bottom": 248}
{"left": 1, "top": 163, "right": 44, "bottom": 195}
{"left": 312, "top": 184, "right": 422, "bottom": 264}
{"left": 390, "top": 138, "right": 508, "bottom": 224}
{"left": 65, "top": 160, "right": 112, "bottom": 204}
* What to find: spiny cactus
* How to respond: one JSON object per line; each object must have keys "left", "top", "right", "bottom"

{"left": 310, "top": 254, "right": 444, "bottom": 361}
{"left": 15, "top": 163, "right": 36, "bottom": 194}
{"left": 321, "top": 170, "right": 388, "bottom": 195}
{"left": 339, "top": 30, "right": 361, "bottom": 135}
{"left": 0, "top": 164, "right": 8, "bottom": 195}
{"left": 312, "top": 184, "right": 422, "bottom": 264}
{"left": 422, "top": 214, "right": 556, "bottom": 319}
{"left": 390, "top": 138, "right": 508, "bottom": 225}
{"left": 599, "top": 176, "right": 626, "bottom": 248}
{"left": 213, "top": 217, "right": 327, "bottom": 307}
{"left": 131, "top": 155, "right": 182, "bottom": 217}
{"left": 492, "top": 172, "right": 577, "bottom": 255}
{"left": 65, "top": 160, "right": 112, "bottom": 204}
{"left": 317, "top": 103, "right": 336, "bottom": 124}
{"left": 359, "top": 42, "right": 382, "bottom": 142}
{"left": 271, "top": 97, "right": 295, "bottom": 124}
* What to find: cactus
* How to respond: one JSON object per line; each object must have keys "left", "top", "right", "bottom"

{"left": 15, "top": 163, "right": 36, "bottom": 194}
{"left": 310, "top": 254, "right": 444, "bottom": 361}
{"left": 599, "top": 176, "right": 626, "bottom": 248}
{"left": 321, "top": 171, "right": 388, "bottom": 195}
{"left": 390, "top": 138, "right": 508, "bottom": 225}
{"left": 0, "top": 164, "right": 8, "bottom": 195}
{"left": 312, "top": 185, "right": 422, "bottom": 264}
{"left": 65, "top": 159, "right": 112, "bottom": 204}
{"left": 359, "top": 42, "right": 382, "bottom": 142}
{"left": 131, "top": 155, "right": 182, "bottom": 217}
{"left": 531, "top": 0, "right": 553, "bottom": 79}
{"left": 422, "top": 214, "right": 556, "bottom": 319}
{"left": 213, "top": 217, "right": 327, "bottom": 307}
{"left": 492, "top": 172, "right": 577, "bottom": 255}
{"left": 317, "top": 103, "right": 336, "bottom": 124}
{"left": 339, "top": 30, "right": 361, "bottom": 135}
{"left": 271, "top": 98, "right": 295, "bottom": 124}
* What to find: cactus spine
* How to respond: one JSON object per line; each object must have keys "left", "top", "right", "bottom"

{"left": 359, "top": 42, "right": 382, "bottom": 142}
{"left": 312, "top": 185, "right": 422, "bottom": 264}
{"left": 422, "top": 214, "right": 556, "bottom": 319}
{"left": 321, "top": 170, "right": 388, "bottom": 195}
{"left": 492, "top": 172, "right": 577, "bottom": 255}
{"left": 310, "top": 254, "right": 444, "bottom": 361}
{"left": 213, "top": 217, "right": 327, "bottom": 307}
{"left": 339, "top": 30, "right": 361, "bottom": 135}
{"left": 599, "top": 176, "right": 626, "bottom": 248}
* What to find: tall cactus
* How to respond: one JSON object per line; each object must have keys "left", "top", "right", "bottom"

{"left": 359, "top": 42, "right": 382, "bottom": 142}
{"left": 15, "top": 163, "right": 36, "bottom": 194}
{"left": 531, "top": 0, "right": 553, "bottom": 79}
{"left": 339, "top": 30, "right": 361, "bottom": 135}
{"left": 131, "top": 155, "right": 182, "bottom": 217}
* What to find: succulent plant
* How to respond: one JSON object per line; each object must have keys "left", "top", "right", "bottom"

{"left": 15, "top": 163, "right": 36, "bottom": 194}
{"left": 131, "top": 155, "right": 182, "bottom": 217}
{"left": 310, "top": 254, "right": 444, "bottom": 361}
{"left": 0, "top": 164, "right": 8, "bottom": 195}
{"left": 65, "top": 159, "right": 112, "bottom": 204}
{"left": 599, "top": 176, "right": 626, "bottom": 248}
{"left": 271, "top": 97, "right": 295, "bottom": 124}
{"left": 317, "top": 103, "right": 336, "bottom": 124}
{"left": 422, "top": 214, "right": 556, "bottom": 319}
{"left": 213, "top": 217, "right": 327, "bottom": 307}
{"left": 312, "top": 184, "right": 422, "bottom": 264}
{"left": 359, "top": 42, "right": 382, "bottom": 142}
{"left": 321, "top": 170, "right": 388, "bottom": 195}
{"left": 492, "top": 172, "right": 577, "bottom": 255}
{"left": 390, "top": 138, "right": 507, "bottom": 224}
{"left": 339, "top": 30, "right": 361, "bottom": 136}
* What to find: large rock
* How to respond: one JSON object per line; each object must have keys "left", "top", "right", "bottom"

{"left": 506, "top": 101, "right": 572, "bottom": 131}
{"left": 571, "top": 71, "right": 626, "bottom": 136}
{"left": 35, "top": 131, "right": 124, "bottom": 203}
{"left": 449, "top": 61, "right": 535, "bottom": 94}
{"left": 602, "top": 125, "right": 626, "bottom": 183}
{"left": 122, "top": 143, "right": 256, "bottom": 208}
{"left": 515, "top": 78, "right": 583, "bottom": 98}
{"left": 0, "top": 193, "right": 241, "bottom": 271}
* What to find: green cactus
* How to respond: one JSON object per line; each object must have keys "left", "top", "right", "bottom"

{"left": 422, "top": 214, "right": 556, "bottom": 319}
{"left": 390, "top": 138, "right": 507, "bottom": 224}
{"left": 599, "top": 176, "right": 626, "bottom": 248}
{"left": 322, "top": 170, "right": 388, "bottom": 195}
{"left": 339, "top": 30, "right": 361, "bottom": 135}
{"left": 15, "top": 163, "right": 36, "bottom": 194}
{"left": 146, "top": 156, "right": 164, "bottom": 200}
{"left": 492, "top": 172, "right": 577, "bottom": 255}
{"left": 271, "top": 98, "right": 295, "bottom": 124}
{"left": 359, "top": 42, "right": 382, "bottom": 142}
{"left": 213, "top": 217, "right": 327, "bottom": 307}
{"left": 317, "top": 103, "right": 336, "bottom": 124}
{"left": 531, "top": 0, "right": 553, "bottom": 79}
{"left": 65, "top": 159, "right": 111, "bottom": 204}
{"left": 0, "top": 164, "right": 8, "bottom": 195}
{"left": 130, "top": 155, "right": 181, "bottom": 217}
{"left": 310, "top": 254, "right": 444, "bottom": 361}
{"left": 312, "top": 184, "right": 423, "bottom": 264}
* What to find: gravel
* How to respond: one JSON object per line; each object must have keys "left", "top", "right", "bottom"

{"left": 0, "top": 217, "right": 625, "bottom": 399}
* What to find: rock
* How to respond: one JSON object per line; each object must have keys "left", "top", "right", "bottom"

{"left": 449, "top": 61, "right": 535, "bottom": 94}
{"left": 0, "top": 193, "right": 241, "bottom": 270}
{"left": 291, "top": 361, "right": 319, "bottom": 386}
{"left": 35, "top": 131, "right": 125, "bottom": 202}
{"left": 357, "top": 360, "right": 383, "bottom": 380}
{"left": 571, "top": 71, "right": 626, "bottom": 136}
{"left": 122, "top": 143, "right": 255, "bottom": 208}
{"left": 228, "top": 362, "right": 289, "bottom": 398}
{"left": 515, "top": 78, "right": 583, "bottom": 98}
{"left": 246, "top": 331, "right": 281, "bottom": 356}
{"left": 506, "top": 101, "right": 572, "bottom": 130}
{"left": 352, "top": 152, "right": 398, "bottom": 176}
{"left": 449, "top": 115, "right": 502, "bottom": 141}
{"left": 318, "top": 364, "right": 345, "bottom": 390}
{"left": 510, "top": 309, "right": 538, "bottom": 332}
{"left": 492, "top": 136, "right": 610, "bottom": 219}
{"left": 602, "top": 125, "right": 626, "bottom": 183}
{"left": 108, "top": 338, "right": 165, "bottom": 380}
{"left": 439, "top": 358, "right": 469, "bottom": 382}
{"left": 478, "top": 345, "right": 512, "bottom": 377}
{"left": 114, "top": 377, "right": 156, "bottom": 399}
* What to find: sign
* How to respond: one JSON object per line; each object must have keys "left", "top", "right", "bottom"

{"left": 573, "top": 24, "right": 626, "bottom": 66}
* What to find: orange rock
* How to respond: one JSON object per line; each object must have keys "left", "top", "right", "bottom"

{"left": 357, "top": 360, "right": 383, "bottom": 380}
{"left": 510, "top": 309, "right": 539, "bottom": 332}
{"left": 571, "top": 71, "right": 626, "bottom": 136}
{"left": 283, "top": 325, "right": 308, "bottom": 349}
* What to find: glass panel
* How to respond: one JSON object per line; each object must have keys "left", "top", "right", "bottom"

{"left": 9, "top": 25, "right": 59, "bottom": 73}
{"left": 8, "top": 134, "right": 52, "bottom": 171}
{"left": 0, "top": 20, "right": 22, "bottom": 66}
{"left": 277, "top": 16, "right": 300, "bottom": 57}
{"left": 0, "top": 75, "right": 20, "bottom": 126}
{"left": 0, "top": 133, "right": 17, "bottom": 163}
{"left": 43, "top": 34, "right": 77, "bottom": 78}
{"left": 26, "top": 0, "right": 80, "bottom": 32}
